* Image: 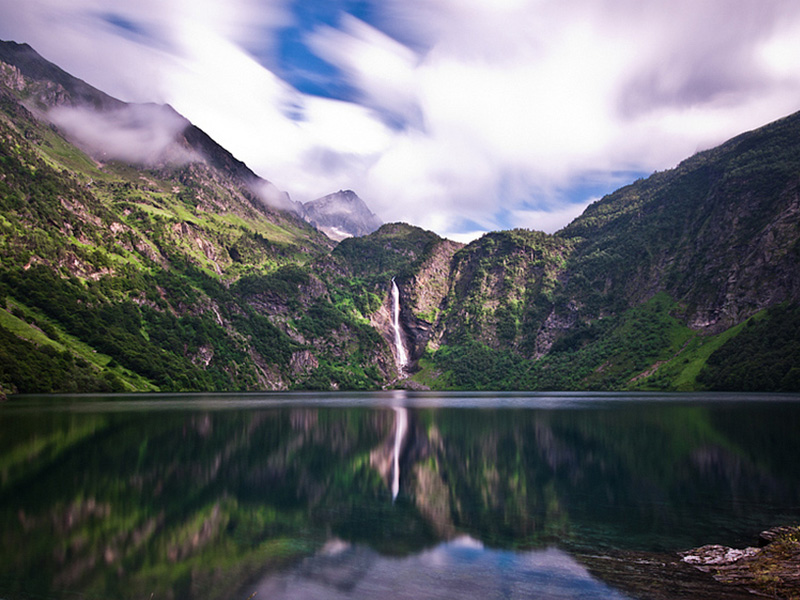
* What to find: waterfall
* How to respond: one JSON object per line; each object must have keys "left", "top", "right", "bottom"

{"left": 391, "top": 277, "right": 408, "bottom": 370}
{"left": 391, "top": 406, "right": 408, "bottom": 502}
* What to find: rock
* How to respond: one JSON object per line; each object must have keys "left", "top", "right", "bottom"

{"left": 581, "top": 549, "right": 758, "bottom": 600}
{"left": 681, "top": 526, "right": 800, "bottom": 599}
{"left": 759, "top": 526, "right": 799, "bottom": 547}
{"left": 680, "top": 544, "right": 758, "bottom": 567}
{"left": 289, "top": 350, "right": 319, "bottom": 375}
{"left": 302, "top": 190, "right": 382, "bottom": 241}
{"left": 397, "top": 379, "right": 430, "bottom": 391}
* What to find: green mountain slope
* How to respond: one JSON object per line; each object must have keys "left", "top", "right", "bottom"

{"left": 0, "top": 39, "right": 798, "bottom": 394}
{"left": 0, "top": 42, "right": 396, "bottom": 395}
{"left": 560, "top": 111, "right": 800, "bottom": 331}
{"left": 406, "top": 115, "right": 800, "bottom": 391}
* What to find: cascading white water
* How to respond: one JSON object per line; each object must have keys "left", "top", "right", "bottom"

{"left": 391, "top": 277, "right": 408, "bottom": 370}
{"left": 391, "top": 406, "right": 408, "bottom": 502}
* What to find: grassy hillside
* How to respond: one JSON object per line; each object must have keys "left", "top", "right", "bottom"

{"left": 1, "top": 40, "right": 798, "bottom": 395}
{"left": 0, "top": 55, "right": 396, "bottom": 394}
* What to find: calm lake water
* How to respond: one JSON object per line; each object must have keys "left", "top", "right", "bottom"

{"left": 1, "top": 391, "right": 799, "bottom": 600}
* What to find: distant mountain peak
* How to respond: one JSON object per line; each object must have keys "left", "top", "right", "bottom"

{"left": 303, "top": 190, "right": 382, "bottom": 241}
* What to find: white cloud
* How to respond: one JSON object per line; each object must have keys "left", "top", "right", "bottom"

{"left": 511, "top": 199, "right": 596, "bottom": 235}
{"left": 3, "top": 0, "right": 800, "bottom": 236}
{"left": 442, "top": 230, "right": 487, "bottom": 244}
{"left": 306, "top": 15, "right": 420, "bottom": 124}
{"left": 361, "top": 0, "right": 800, "bottom": 231}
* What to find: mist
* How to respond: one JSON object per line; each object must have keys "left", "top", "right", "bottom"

{"left": 48, "top": 102, "right": 200, "bottom": 166}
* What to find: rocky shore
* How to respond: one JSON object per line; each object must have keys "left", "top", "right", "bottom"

{"left": 576, "top": 526, "right": 800, "bottom": 600}
{"left": 680, "top": 526, "right": 800, "bottom": 599}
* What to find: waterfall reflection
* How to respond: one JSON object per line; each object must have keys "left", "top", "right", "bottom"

{"left": 2, "top": 398, "right": 800, "bottom": 600}
{"left": 392, "top": 407, "right": 408, "bottom": 501}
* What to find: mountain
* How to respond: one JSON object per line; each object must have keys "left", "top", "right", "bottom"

{"left": 0, "top": 40, "right": 396, "bottom": 395}
{"left": 0, "top": 41, "right": 306, "bottom": 212}
{"left": 302, "top": 189, "right": 382, "bottom": 241}
{"left": 0, "top": 40, "right": 122, "bottom": 110}
{"left": 401, "top": 112, "right": 800, "bottom": 391}
{"left": 559, "top": 112, "right": 800, "bottom": 332}
{"left": 0, "top": 39, "right": 798, "bottom": 395}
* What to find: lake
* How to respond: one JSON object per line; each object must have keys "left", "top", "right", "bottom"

{"left": 1, "top": 391, "right": 799, "bottom": 599}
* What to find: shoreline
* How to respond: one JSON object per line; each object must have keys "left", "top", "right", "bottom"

{"left": 680, "top": 526, "right": 800, "bottom": 599}
{"left": 576, "top": 526, "right": 799, "bottom": 599}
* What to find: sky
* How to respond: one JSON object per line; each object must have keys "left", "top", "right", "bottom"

{"left": 2, "top": 0, "right": 800, "bottom": 241}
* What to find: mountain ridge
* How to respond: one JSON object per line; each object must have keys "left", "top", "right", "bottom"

{"left": 0, "top": 39, "right": 798, "bottom": 395}
{"left": 0, "top": 39, "right": 344, "bottom": 225}
{"left": 0, "top": 40, "right": 123, "bottom": 110}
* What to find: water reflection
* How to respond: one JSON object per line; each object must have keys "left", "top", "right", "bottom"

{"left": 392, "top": 407, "right": 408, "bottom": 502}
{"left": 1, "top": 394, "right": 799, "bottom": 599}
{"left": 251, "top": 537, "right": 632, "bottom": 600}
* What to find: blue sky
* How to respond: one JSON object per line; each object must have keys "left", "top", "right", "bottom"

{"left": 2, "top": 0, "right": 800, "bottom": 240}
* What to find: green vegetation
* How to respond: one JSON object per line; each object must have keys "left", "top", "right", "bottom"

{"left": 558, "top": 111, "right": 800, "bottom": 329}
{"left": 435, "top": 229, "right": 572, "bottom": 354}
{"left": 1, "top": 50, "right": 799, "bottom": 394}
{"left": 698, "top": 304, "right": 800, "bottom": 391}
{"left": 0, "top": 321, "right": 119, "bottom": 393}
{"left": 0, "top": 72, "right": 395, "bottom": 393}
{"left": 333, "top": 222, "right": 443, "bottom": 283}
{"left": 418, "top": 293, "right": 797, "bottom": 392}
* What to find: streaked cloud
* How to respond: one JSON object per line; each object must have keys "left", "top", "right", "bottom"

{"left": 2, "top": 0, "right": 800, "bottom": 239}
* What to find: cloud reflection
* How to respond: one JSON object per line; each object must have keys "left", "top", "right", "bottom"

{"left": 249, "top": 538, "right": 632, "bottom": 600}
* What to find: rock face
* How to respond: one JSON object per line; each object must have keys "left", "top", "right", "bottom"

{"left": 303, "top": 190, "right": 382, "bottom": 241}
{"left": 433, "top": 230, "right": 572, "bottom": 355}
{"left": 399, "top": 238, "right": 462, "bottom": 356}
{"left": 0, "top": 40, "right": 122, "bottom": 110}
{"left": 331, "top": 223, "right": 460, "bottom": 368}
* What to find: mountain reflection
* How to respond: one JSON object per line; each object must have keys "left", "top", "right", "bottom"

{"left": 1, "top": 397, "right": 799, "bottom": 599}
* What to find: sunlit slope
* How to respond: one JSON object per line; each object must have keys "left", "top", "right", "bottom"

{"left": 0, "top": 46, "right": 397, "bottom": 394}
